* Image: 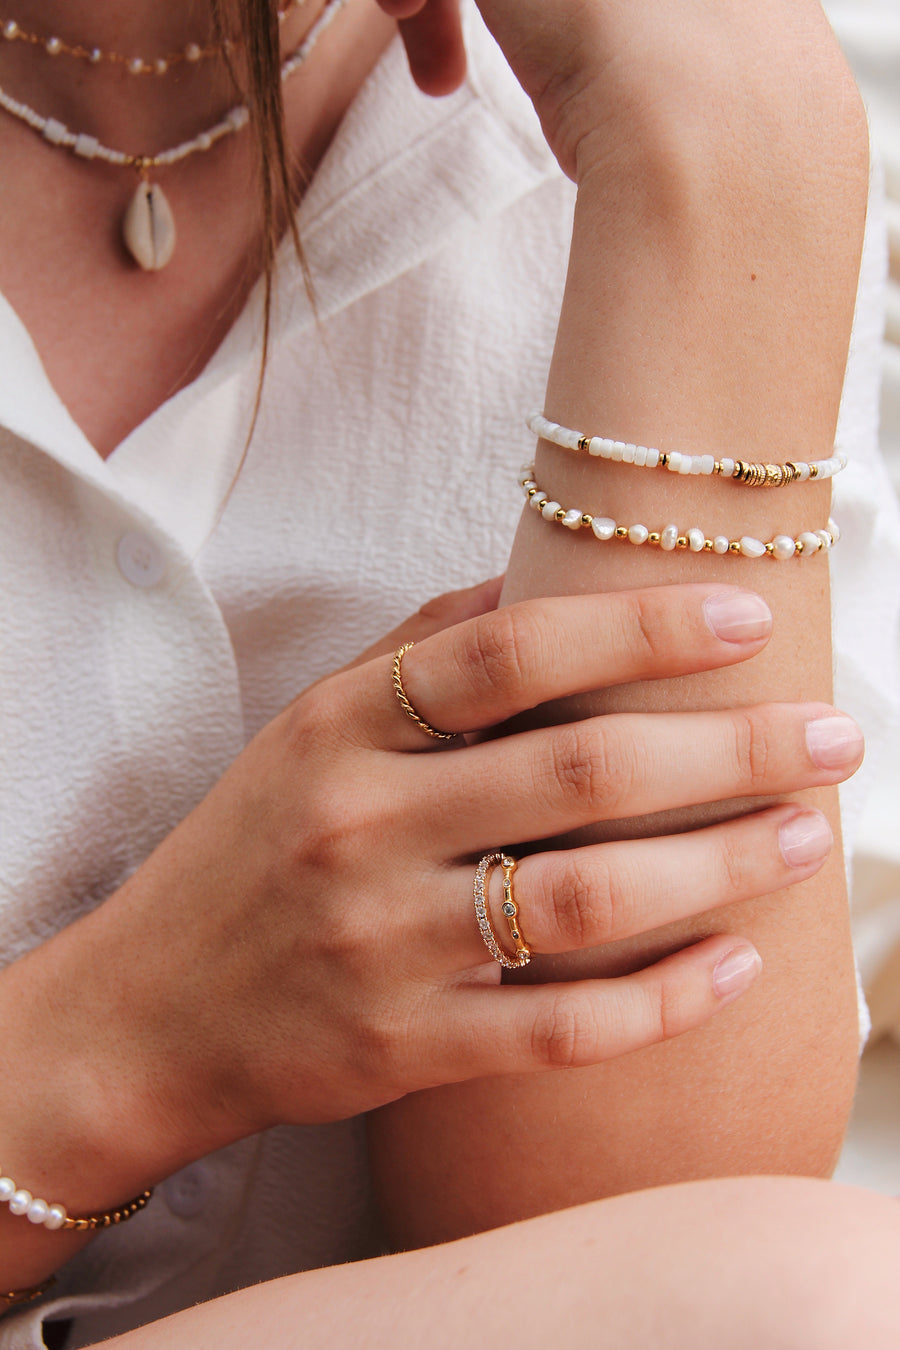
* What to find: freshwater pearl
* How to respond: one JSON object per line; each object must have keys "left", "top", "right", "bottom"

{"left": 688, "top": 528, "right": 705, "bottom": 552}
{"left": 9, "top": 1189, "right": 32, "bottom": 1216}
{"left": 772, "top": 534, "right": 796, "bottom": 561}
{"left": 45, "top": 1204, "right": 68, "bottom": 1230}
{"left": 660, "top": 524, "right": 679, "bottom": 551}
{"left": 591, "top": 517, "right": 617, "bottom": 541}
{"left": 26, "top": 1197, "right": 49, "bottom": 1225}
{"left": 713, "top": 536, "right": 730, "bottom": 554}
{"left": 739, "top": 536, "right": 767, "bottom": 558}
{"left": 798, "top": 531, "right": 822, "bottom": 556}
{"left": 628, "top": 524, "right": 649, "bottom": 544}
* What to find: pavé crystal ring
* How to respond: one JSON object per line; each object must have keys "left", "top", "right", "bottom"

{"left": 473, "top": 852, "right": 532, "bottom": 969}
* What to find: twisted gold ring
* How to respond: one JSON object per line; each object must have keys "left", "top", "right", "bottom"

{"left": 392, "top": 642, "right": 459, "bottom": 741}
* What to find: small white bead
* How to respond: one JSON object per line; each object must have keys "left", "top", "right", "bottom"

{"left": 9, "top": 1189, "right": 32, "bottom": 1216}
{"left": 44, "top": 1204, "right": 67, "bottom": 1231}
{"left": 46, "top": 36, "right": 63, "bottom": 55}
{"left": 634, "top": 446, "right": 648, "bottom": 466}
{"left": 689, "top": 458, "right": 703, "bottom": 474}
{"left": 42, "top": 118, "right": 67, "bottom": 145}
{"left": 667, "top": 451, "right": 682, "bottom": 472}
{"left": 628, "top": 524, "right": 649, "bottom": 545}
{"left": 837, "top": 453, "right": 848, "bottom": 470}
{"left": 89, "top": 47, "right": 103, "bottom": 63}
{"left": 129, "top": 57, "right": 145, "bottom": 74}
{"left": 796, "top": 463, "right": 810, "bottom": 481}
{"left": 828, "top": 518, "right": 841, "bottom": 543}
{"left": 679, "top": 457, "right": 693, "bottom": 475}
{"left": 562, "top": 509, "right": 583, "bottom": 529}
{"left": 27, "top": 1197, "right": 49, "bottom": 1225}
{"left": 541, "top": 501, "right": 561, "bottom": 520}
{"left": 713, "top": 536, "right": 730, "bottom": 555}
{"left": 155, "top": 58, "right": 169, "bottom": 74}
{"left": 739, "top": 536, "right": 766, "bottom": 559}
{"left": 772, "top": 534, "right": 796, "bottom": 561}
{"left": 645, "top": 449, "right": 660, "bottom": 468}
{"left": 720, "top": 457, "right": 735, "bottom": 477}
{"left": 561, "top": 428, "right": 581, "bottom": 451}
{"left": 0, "top": 1176, "right": 15, "bottom": 1201}
{"left": 798, "top": 531, "right": 821, "bottom": 556}
{"left": 699, "top": 454, "right": 716, "bottom": 475}
{"left": 588, "top": 436, "right": 604, "bottom": 457}
{"left": 74, "top": 133, "right": 99, "bottom": 159}
{"left": 611, "top": 442, "right": 624, "bottom": 462}
{"left": 622, "top": 444, "right": 636, "bottom": 463}
{"left": 185, "top": 42, "right": 202, "bottom": 61}
{"left": 197, "top": 132, "right": 213, "bottom": 150}
{"left": 3, "top": 20, "right": 18, "bottom": 38}
{"left": 688, "top": 527, "right": 705, "bottom": 552}
{"left": 660, "top": 524, "right": 679, "bottom": 552}
{"left": 815, "top": 529, "right": 833, "bottom": 550}
{"left": 591, "top": 517, "right": 617, "bottom": 541}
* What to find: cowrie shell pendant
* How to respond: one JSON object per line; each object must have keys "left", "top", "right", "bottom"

{"left": 122, "top": 180, "right": 176, "bottom": 271}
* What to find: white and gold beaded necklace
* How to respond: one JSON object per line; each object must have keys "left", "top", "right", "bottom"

{"left": 0, "top": 0, "right": 348, "bottom": 271}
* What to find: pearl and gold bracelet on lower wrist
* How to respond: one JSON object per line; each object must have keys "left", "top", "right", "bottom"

{"left": 519, "top": 467, "right": 839, "bottom": 560}
{"left": 0, "top": 1167, "right": 153, "bottom": 1232}
{"left": 526, "top": 412, "right": 847, "bottom": 486}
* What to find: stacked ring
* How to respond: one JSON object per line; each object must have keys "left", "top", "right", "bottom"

{"left": 473, "top": 852, "right": 532, "bottom": 969}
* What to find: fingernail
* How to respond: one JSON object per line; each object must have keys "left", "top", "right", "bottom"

{"left": 778, "top": 809, "right": 833, "bottom": 868}
{"left": 713, "top": 943, "right": 762, "bottom": 1003}
{"left": 805, "top": 715, "right": 864, "bottom": 770}
{"left": 703, "top": 591, "right": 772, "bottom": 644}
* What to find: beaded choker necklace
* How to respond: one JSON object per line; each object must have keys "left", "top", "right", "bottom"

{"left": 0, "top": 0, "right": 347, "bottom": 270}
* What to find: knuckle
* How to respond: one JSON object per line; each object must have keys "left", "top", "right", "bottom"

{"left": 716, "top": 829, "right": 752, "bottom": 899}
{"left": 455, "top": 607, "right": 534, "bottom": 703}
{"left": 552, "top": 853, "right": 616, "bottom": 949}
{"left": 529, "top": 989, "right": 600, "bottom": 1069}
{"left": 622, "top": 592, "right": 666, "bottom": 667}
{"left": 546, "top": 724, "right": 623, "bottom": 816}
{"left": 732, "top": 709, "right": 773, "bottom": 790}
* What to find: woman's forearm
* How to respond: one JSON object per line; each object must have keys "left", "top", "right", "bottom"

{"left": 369, "top": 1, "right": 869, "bottom": 1246}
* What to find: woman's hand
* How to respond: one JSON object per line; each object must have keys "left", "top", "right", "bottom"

{"left": 1, "top": 581, "right": 862, "bottom": 1196}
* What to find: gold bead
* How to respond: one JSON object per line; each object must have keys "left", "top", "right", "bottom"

{"left": 703, "top": 538, "right": 714, "bottom": 551}
{"left": 729, "top": 540, "right": 741, "bottom": 553}
{"left": 659, "top": 454, "right": 669, "bottom": 469}
{"left": 526, "top": 486, "right": 537, "bottom": 497}
{"left": 648, "top": 532, "right": 661, "bottom": 544}
{"left": 676, "top": 536, "right": 688, "bottom": 549}
{"left": 615, "top": 526, "right": 628, "bottom": 538}
{"left": 713, "top": 461, "right": 723, "bottom": 475}
{"left": 578, "top": 435, "right": 590, "bottom": 451}
{"left": 581, "top": 514, "right": 593, "bottom": 527}
{"left": 554, "top": 508, "right": 566, "bottom": 521}
{"left": 809, "top": 464, "right": 818, "bottom": 479}
{"left": 765, "top": 541, "right": 775, "bottom": 553}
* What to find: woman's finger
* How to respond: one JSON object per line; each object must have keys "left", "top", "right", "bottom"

{"left": 375, "top": 0, "right": 466, "bottom": 96}
{"left": 411, "top": 701, "right": 863, "bottom": 854}
{"left": 432, "top": 935, "right": 762, "bottom": 1080}
{"left": 347, "top": 585, "right": 773, "bottom": 750}
{"left": 428, "top": 805, "right": 833, "bottom": 968}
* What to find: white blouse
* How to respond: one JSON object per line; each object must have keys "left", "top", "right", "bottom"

{"left": 1, "top": 11, "right": 897, "bottom": 1346}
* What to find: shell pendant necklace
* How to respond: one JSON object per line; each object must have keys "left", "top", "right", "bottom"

{"left": 0, "top": 0, "right": 349, "bottom": 271}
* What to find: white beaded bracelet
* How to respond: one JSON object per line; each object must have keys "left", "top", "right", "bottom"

{"left": 519, "top": 466, "right": 839, "bottom": 560}
{"left": 0, "top": 1168, "right": 152, "bottom": 1231}
{"left": 527, "top": 412, "right": 847, "bottom": 486}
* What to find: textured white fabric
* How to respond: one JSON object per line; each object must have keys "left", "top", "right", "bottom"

{"left": 0, "top": 10, "right": 898, "bottom": 1347}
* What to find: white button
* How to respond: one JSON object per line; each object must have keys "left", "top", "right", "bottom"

{"left": 116, "top": 532, "right": 166, "bottom": 588}
{"left": 162, "top": 1162, "right": 212, "bottom": 1219}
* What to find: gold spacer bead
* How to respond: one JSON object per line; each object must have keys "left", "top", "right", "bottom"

{"left": 703, "top": 538, "right": 714, "bottom": 551}
{"left": 713, "top": 461, "right": 723, "bottom": 475}
{"left": 581, "top": 514, "right": 593, "bottom": 527}
{"left": 615, "top": 526, "right": 628, "bottom": 539}
{"left": 795, "top": 538, "right": 805, "bottom": 554}
{"left": 577, "top": 435, "right": 590, "bottom": 451}
{"left": 765, "top": 541, "right": 775, "bottom": 553}
{"left": 809, "top": 464, "right": 818, "bottom": 478}
{"left": 676, "top": 536, "right": 688, "bottom": 549}
{"left": 732, "top": 461, "right": 745, "bottom": 480}
{"left": 648, "top": 532, "right": 661, "bottom": 544}
{"left": 659, "top": 453, "right": 669, "bottom": 469}
{"left": 526, "top": 486, "right": 538, "bottom": 497}
{"left": 555, "top": 508, "right": 566, "bottom": 521}
{"left": 729, "top": 540, "right": 741, "bottom": 553}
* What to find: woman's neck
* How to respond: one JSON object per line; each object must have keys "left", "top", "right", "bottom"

{"left": 0, "top": 0, "right": 381, "bottom": 155}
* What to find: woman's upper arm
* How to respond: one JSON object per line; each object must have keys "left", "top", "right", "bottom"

{"left": 368, "top": 4, "right": 870, "bottom": 1248}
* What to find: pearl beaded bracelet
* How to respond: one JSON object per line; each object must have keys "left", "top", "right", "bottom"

{"left": 0, "top": 1168, "right": 152, "bottom": 1232}
{"left": 526, "top": 412, "right": 847, "bottom": 487}
{"left": 519, "top": 466, "right": 839, "bottom": 560}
